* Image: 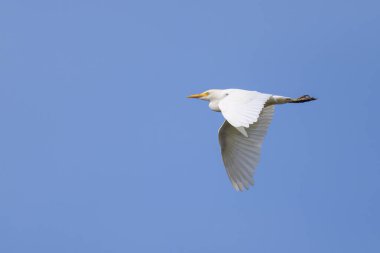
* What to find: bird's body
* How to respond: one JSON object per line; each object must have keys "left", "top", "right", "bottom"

{"left": 188, "top": 89, "right": 316, "bottom": 191}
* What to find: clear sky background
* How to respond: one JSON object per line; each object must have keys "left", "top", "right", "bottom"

{"left": 1, "top": 0, "right": 379, "bottom": 252}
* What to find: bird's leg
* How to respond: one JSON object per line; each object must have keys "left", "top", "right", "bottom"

{"left": 266, "top": 96, "right": 292, "bottom": 105}
{"left": 288, "top": 95, "right": 317, "bottom": 103}
{"left": 266, "top": 95, "right": 316, "bottom": 106}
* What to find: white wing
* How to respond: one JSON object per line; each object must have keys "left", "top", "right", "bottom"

{"left": 218, "top": 89, "right": 272, "bottom": 129}
{"left": 218, "top": 105, "right": 274, "bottom": 191}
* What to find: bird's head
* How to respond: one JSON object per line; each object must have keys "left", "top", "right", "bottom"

{"left": 187, "top": 89, "right": 229, "bottom": 101}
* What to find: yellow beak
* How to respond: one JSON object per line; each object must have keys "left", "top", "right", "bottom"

{"left": 187, "top": 92, "right": 209, "bottom": 99}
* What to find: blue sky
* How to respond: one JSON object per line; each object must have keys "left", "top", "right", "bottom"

{"left": 1, "top": 0, "right": 379, "bottom": 252}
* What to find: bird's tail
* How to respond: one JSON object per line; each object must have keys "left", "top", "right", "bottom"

{"left": 288, "top": 95, "right": 317, "bottom": 103}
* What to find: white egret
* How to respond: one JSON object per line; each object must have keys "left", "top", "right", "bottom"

{"left": 188, "top": 89, "right": 316, "bottom": 191}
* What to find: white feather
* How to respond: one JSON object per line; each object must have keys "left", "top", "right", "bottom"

{"left": 218, "top": 106, "right": 275, "bottom": 191}
{"left": 218, "top": 89, "right": 272, "bottom": 129}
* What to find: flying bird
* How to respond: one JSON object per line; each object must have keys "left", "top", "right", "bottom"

{"left": 188, "top": 89, "right": 316, "bottom": 191}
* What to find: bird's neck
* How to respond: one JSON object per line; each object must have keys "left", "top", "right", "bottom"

{"left": 209, "top": 101, "right": 221, "bottom": 112}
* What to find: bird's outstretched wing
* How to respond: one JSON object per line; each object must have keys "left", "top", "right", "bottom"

{"left": 218, "top": 105, "right": 274, "bottom": 191}
{"left": 218, "top": 90, "right": 272, "bottom": 129}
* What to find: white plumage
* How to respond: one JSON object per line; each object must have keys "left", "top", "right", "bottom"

{"left": 219, "top": 105, "right": 274, "bottom": 191}
{"left": 188, "top": 89, "right": 316, "bottom": 191}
